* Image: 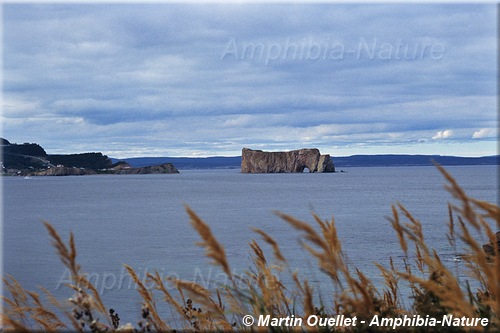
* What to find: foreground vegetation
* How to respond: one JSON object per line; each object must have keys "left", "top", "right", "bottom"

{"left": 2, "top": 165, "right": 499, "bottom": 332}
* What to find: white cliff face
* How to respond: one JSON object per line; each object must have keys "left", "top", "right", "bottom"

{"left": 241, "top": 148, "right": 335, "bottom": 173}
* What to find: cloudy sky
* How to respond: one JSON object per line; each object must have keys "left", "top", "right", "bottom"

{"left": 2, "top": 3, "right": 497, "bottom": 158}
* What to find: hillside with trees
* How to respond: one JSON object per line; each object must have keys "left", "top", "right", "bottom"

{"left": 1, "top": 138, "right": 178, "bottom": 176}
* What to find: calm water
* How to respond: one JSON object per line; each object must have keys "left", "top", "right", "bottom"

{"left": 2, "top": 165, "right": 498, "bottom": 324}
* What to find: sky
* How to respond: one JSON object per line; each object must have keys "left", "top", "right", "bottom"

{"left": 1, "top": 3, "right": 498, "bottom": 158}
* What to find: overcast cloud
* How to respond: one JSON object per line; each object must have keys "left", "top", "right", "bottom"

{"left": 2, "top": 3, "right": 497, "bottom": 157}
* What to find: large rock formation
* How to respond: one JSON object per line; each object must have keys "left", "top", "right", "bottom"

{"left": 241, "top": 148, "right": 335, "bottom": 173}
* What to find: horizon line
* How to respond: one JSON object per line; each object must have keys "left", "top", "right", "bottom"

{"left": 110, "top": 153, "right": 500, "bottom": 160}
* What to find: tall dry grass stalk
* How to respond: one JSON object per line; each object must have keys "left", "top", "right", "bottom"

{"left": 1, "top": 166, "right": 498, "bottom": 332}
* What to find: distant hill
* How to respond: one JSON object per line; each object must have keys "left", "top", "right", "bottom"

{"left": 111, "top": 156, "right": 242, "bottom": 169}
{"left": 2, "top": 143, "right": 112, "bottom": 170}
{"left": 113, "top": 154, "right": 499, "bottom": 170}
{"left": 48, "top": 153, "right": 112, "bottom": 170}
{"left": 2, "top": 141, "right": 47, "bottom": 157}
{"left": 334, "top": 154, "right": 500, "bottom": 167}
{"left": 1, "top": 141, "right": 49, "bottom": 170}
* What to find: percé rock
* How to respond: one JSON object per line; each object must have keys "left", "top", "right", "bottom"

{"left": 241, "top": 148, "right": 335, "bottom": 173}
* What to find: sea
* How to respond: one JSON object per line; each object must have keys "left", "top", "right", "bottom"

{"left": 2, "top": 165, "right": 499, "bottom": 326}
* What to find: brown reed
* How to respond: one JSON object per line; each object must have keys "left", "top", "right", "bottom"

{"left": 1, "top": 166, "right": 498, "bottom": 332}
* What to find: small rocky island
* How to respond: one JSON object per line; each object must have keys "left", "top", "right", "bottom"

{"left": 1, "top": 138, "right": 179, "bottom": 176}
{"left": 483, "top": 231, "right": 500, "bottom": 257}
{"left": 110, "top": 162, "right": 179, "bottom": 175}
{"left": 241, "top": 148, "right": 335, "bottom": 173}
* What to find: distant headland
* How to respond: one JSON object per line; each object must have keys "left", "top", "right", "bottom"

{"left": 0, "top": 138, "right": 178, "bottom": 176}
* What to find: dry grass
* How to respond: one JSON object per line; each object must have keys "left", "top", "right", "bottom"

{"left": 1, "top": 166, "right": 498, "bottom": 332}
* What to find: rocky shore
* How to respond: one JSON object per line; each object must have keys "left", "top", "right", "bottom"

{"left": 16, "top": 163, "right": 180, "bottom": 176}
{"left": 3, "top": 162, "right": 180, "bottom": 177}
{"left": 111, "top": 163, "right": 179, "bottom": 175}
